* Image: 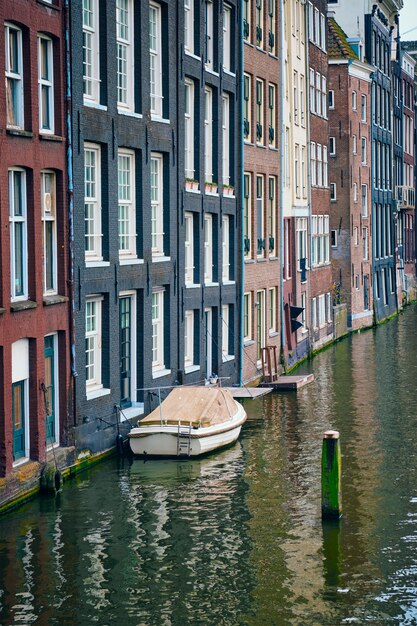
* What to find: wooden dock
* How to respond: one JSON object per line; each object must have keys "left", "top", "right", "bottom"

{"left": 224, "top": 387, "right": 272, "bottom": 399}
{"left": 259, "top": 373, "right": 315, "bottom": 390}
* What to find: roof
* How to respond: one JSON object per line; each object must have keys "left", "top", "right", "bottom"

{"left": 138, "top": 386, "right": 239, "bottom": 427}
{"left": 328, "top": 18, "right": 359, "bottom": 61}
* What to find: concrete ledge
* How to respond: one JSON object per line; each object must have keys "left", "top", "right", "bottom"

{"left": 10, "top": 300, "right": 37, "bottom": 312}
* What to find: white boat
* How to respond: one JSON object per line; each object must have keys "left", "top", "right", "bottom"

{"left": 128, "top": 387, "right": 247, "bottom": 458}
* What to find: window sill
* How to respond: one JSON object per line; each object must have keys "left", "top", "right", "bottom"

{"left": 13, "top": 457, "right": 30, "bottom": 469}
{"left": 184, "top": 50, "right": 201, "bottom": 61}
{"left": 244, "top": 258, "right": 255, "bottom": 264}
{"left": 244, "top": 339, "right": 255, "bottom": 347}
{"left": 152, "top": 367, "right": 172, "bottom": 380}
{"left": 186, "top": 283, "right": 201, "bottom": 289}
{"left": 86, "top": 386, "right": 111, "bottom": 401}
{"left": 118, "top": 404, "right": 144, "bottom": 421}
{"left": 222, "top": 280, "right": 235, "bottom": 286}
{"left": 6, "top": 128, "right": 33, "bottom": 138}
{"left": 83, "top": 101, "right": 107, "bottom": 111}
{"left": 185, "top": 364, "right": 201, "bottom": 374}
{"left": 223, "top": 69, "right": 236, "bottom": 78}
{"left": 85, "top": 260, "right": 110, "bottom": 268}
{"left": 43, "top": 294, "right": 69, "bottom": 306}
{"left": 269, "top": 331, "right": 279, "bottom": 338}
{"left": 222, "top": 355, "right": 235, "bottom": 363}
{"left": 39, "top": 132, "right": 62, "bottom": 142}
{"left": 11, "top": 300, "right": 37, "bottom": 312}
{"left": 205, "top": 67, "right": 219, "bottom": 77}
{"left": 185, "top": 188, "right": 201, "bottom": 194}
{"left": 37, "top": 0, "right": 60, "bottom": 10}
{"left": 204, "top": 281, "right": 219, "bottom": 287}
{"left": 150, "top": 115, "right": 170, "bottom": 124}
{"left": 118, "top": 109, "right": 142, "bottom": 119}
{"left": 152, "top": 255, "right": 171, "bottom": 263}
{"left": 119, "top": 257, "right": 144, "bottom": 266}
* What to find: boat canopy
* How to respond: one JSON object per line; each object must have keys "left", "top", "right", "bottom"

{"left": 138, "top": 387, "right": 239, "bottom": 428}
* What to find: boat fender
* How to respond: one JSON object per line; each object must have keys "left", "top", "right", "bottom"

{"left": 116, "top": 433, "right": 124, "bottom": 456}
{"left": 40, "top": 464, "right": 63, "bottom": 496}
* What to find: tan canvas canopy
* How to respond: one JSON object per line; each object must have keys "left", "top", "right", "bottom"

{"left": 139, "top": 387, "right": 238, "bottom": 428}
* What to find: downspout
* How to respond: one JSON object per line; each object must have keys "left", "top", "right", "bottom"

{"left": 239, "top": 0, "right": 244, "bottom": 387}
{"left": 64, "top": 2, "right": 77, "bottom": 409}
{"left": 305, "top": 0, "right": 312, "bottom": 354}
{"left": 279, "top": 0, "right": 286, "bottom": 360}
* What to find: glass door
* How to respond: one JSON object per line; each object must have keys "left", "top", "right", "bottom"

{"left": 44, "top": 335, "right": 56, "bottom": 445}
{"left": 12, "top": 381, "right": 26, "bottom": 460}
{"left": 120, "top": 296, "right": 132, "bottom": 407}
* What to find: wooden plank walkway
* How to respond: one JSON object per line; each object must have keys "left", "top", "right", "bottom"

{"left": 260, "top": 373, "right": 315, "bottom": 390}
{"left": 224, "top": 387, "right": 273, "bottom": 399}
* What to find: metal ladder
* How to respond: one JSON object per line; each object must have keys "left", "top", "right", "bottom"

{"left": 177, "top": 421, "right": 192, "bottom": 457}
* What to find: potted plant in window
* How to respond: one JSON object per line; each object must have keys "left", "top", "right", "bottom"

{"left": 205, "top": 181, "right": 218, "bottom": 194}
{"left": 222, "top": 184, "right": 234, "bottom": 197}
{"left": 185, "top": 178, "right": 199, "bottom": 191}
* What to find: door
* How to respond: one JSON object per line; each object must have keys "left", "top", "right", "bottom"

{"left": 12, "top": 381, "right": 26, "bottom": 460}
{"left": 44, "top": 335, "right": 56, "bottom": 445}
{"left": 364, "top": 275, "right": 369, "bottom": 310}
{"left": 120, "top": 296, "right": 132, "bottom": 407}
{"left": 205, "top": 308, "right": 212, "bottom": 378}
{"left": 256, "top": 290, "right": 265, "bottom": 361}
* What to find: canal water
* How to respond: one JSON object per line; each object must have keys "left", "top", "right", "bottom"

{"left": 2, "top": 307, "right": 417, "bottom": 625}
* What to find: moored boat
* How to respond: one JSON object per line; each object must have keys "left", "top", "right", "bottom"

{"left": 128, "top": 387, "right": 247, "bottom": 458}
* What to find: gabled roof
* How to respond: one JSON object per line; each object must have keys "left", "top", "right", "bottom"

{"left": 328, "top": 18, "right": 359, "bottom": 61}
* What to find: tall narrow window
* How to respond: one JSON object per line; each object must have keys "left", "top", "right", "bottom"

{"left": 83, "top": 0, "right": 100, "bottom": 103}
{"left": 243, "top": 293, "right": 252, "bottom": 341}
{"left": 5, "top": 24, "right": 24, "bottom": 129}
{"left": 222, "top": 93, "right": 230, "bottom": 186}
{"left": 184, "top": 0, "right": 194, "bottom": 54}
{"left": 323, "top": 146, "right": 328, "bottom": 188}
{"left": 311, "top": 142, "right": 316, "bottom": 186}
{"left": 317, "top": 143, "right": 323, "bottom": 187}
{"left": 84, "top": 144, "right": 102, "bottom": 261}
{"left": 309, "top": 68, "right": 315, "bottom": 114}
{"left": 118, "top": 149, "right": 136, "bottom": 258}
{"left": 150, "top": 2, "right": 163, "bottom": 117}
{"left": 243, "top": 74, "right": 251, "bottom": 141}
{"left": 185, "top": 212, "right": 195, "bottom": 285}
{"left": 269, "top": 287, "right": 277, "bottom": 333}
{"left": 300, "top": 75, "right": 305, "bottom": 125}
{"left": 41, "top": 171, "right": 57, "bottom": 295}
{"left": 295, "top": 144, "right": 300, "bottom": 196}
{"left": 243, "top": 173, "right": 251, "bottom": 258}
{"left": 204, "top": 213, "right": 213, "bottom": 283}
{"left": 256, "top": 175, "right": 264, "bottom": 257}
{"left": 221, "top": 304, "right": 233, "bottom": 360}
{"left": 363, "top": 227, "right": 368, "bottom": 260}
{"left": 301, "top": 146, "right": 307, "bottom": 197}
{"left": 321, "top": 75, "right": 327, "bottom": 118}
{"left": 184, "top": 310, "right": 195, "bottom": 368}
{"left": 223, "top": 4, "right": 232, "bottom": 72}
{"left": 293, "top": 71, "right": 299, "bottom": 124}
{"left": 205, "top": 0, "right": 214, "bottom": 69}
{"left": 184, "top": 79, "right": 195, "bottom": 180}
{"left": 150, "top": 153, "right": 164, "bottom": 256}
{"left": 117, "top": 0, "right": 134, "bottom": 110}
{"left": 361, "top": 137, "right": 367, "bottom": 164}
{"left": 268, "top": 0, "right": 275, "bottom": 54}
{"left": 256, "top": 79, "right": 264, "bottom": 144}
{"left": 152, "top": 289, "right": 165, "bottom": 372}
{"left": 361, "top": 94, "right": 367, "bottom": 122}
{"left": 222, "top": 215, "right": 230, "bottom": 282}
{"left": 243, "top": 0, "right": 251, "bottom": 42}
{"left": 12, "top": 340, "right": 29, "bottom": 463}
{"left": 204, "top": 87, "right": 213, "bottom": 182}
{"left": 38, "top": 36, "right": 54, "bottom": 133}
{"left": 85, "top": 297, "right": 102, "bottom": 390}
{"left": 268, "top": 177, "right": 276, "bottom": 256}
{"left": 315, "top": 72, "right": 321, "bottom": 116}
{"left": 268, "top": 84, "right": 276, "bottom": 147}
{"left": 9, "top": 169, "right": 27, "bottom": 300}
{"left": 361, "top": 184, "right": 368, "bottom": 217}
{"left": 255, "top": 0, "right": 263, "bottom": 47}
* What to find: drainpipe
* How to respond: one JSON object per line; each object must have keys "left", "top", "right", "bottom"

{"left": 279, "top": 0, "right": 286, "bottom": 361}
{"left": 239, "top": 0, "right": 244, "bottom": 387}
{"left": 304, "top": 0, "right": 312, "bottom": 354}
{"left": 64, "top": 2, "right": 77, "bottom": 394}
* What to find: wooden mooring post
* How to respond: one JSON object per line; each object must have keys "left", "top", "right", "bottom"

{"left": 321, "top": 430, "right": 342, "bottom": 520}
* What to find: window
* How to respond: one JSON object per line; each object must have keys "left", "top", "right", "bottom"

{"left": 300, "top": 75, "right": 305, "bottom": 125}
{"left": 204, "top": 87, "right": 213, "bottom": 181}
{"left": 326, "top": 293, "right": 332, "bottom": 322}
{"left": 318, "top": 294, "right": 326, "bottom": 327}
{"left": 312, "top": 215, "right": 329, "bottom": 266}
{"left": 268, "top": 177, "right": 276, "bottom": 256}
{"left": 353, "top": 226, "right": 358, "bottom": 246}
{"left": 38, "top": 36, "right": 54, "bottom": 133}
{"left": 308, "top": 2, "right": 314, "bottom": 41}
{"left": 353, "top": 182, "right": 358, "bottom": 203}
{"left": 184, "top": 310, "right": 195, "bottom": 368}
{"left": 301, "top": 292, "right": 306, "bottom": 329}
{"left": 255, "top": 0, "right": 263, "bottom": 47}
{"left": 296, "top": 217, "right": 308, "bottom": 270}
{"left": 243, "top": 173, "right": 251, "bottom": 257}
{"left": 116, "top": 0, "right": 134, "bottom": 110}
{"left": 309, "top": 68, "right": 315, "bottom": 114}
{"left": 185, "top": 79, "right": 195, "bottom": 180}
{"left": 205, "top": 0, "right": 214, "bottom": 69}
{"left": 152, "top": 289, "right": 165, "bottom": 372}
{"left": 363, "top": 227, "right": 368, "bottom": 260}
{"left": 5, "top": 23, "right": 24, "bottom": 129}
{"left": 293, "top": 71, "right": 299, "bottom": 124}
{"left": 204, "top": 214, "right": 213, "bottom": 283}
{"left": 320, "top": 14, "right": 326, "bottom": 51}
{"left": 256, "top": 79, "right": 264, "bottom": 144}
{"left": 184, "top": 0, "right": 194, "bottom": 55}
{"left": 222, "top": 304, "right": 233, "bottom": 361}
{"left": 302, "top": 146, "right": 307, "bottom": 197}
{"left": 361, "top": 184, "right": 368, "bottom": 217}
{"left": 352, "top": 134, "right": 357, "bottom": 154}
{"left": 317, "top": 144, "right": 323, "bottom": 187}
{"left": 222, "top": 215, "right": 230, "bottom": 282}
{"left": 243, "top": 74, "right": 251, "bottom": 141}
{"left": 85, "top": 297, "right": 103, "bottom": 390}
{"left": 323, "top": 146, "right": 328, "bottom": 188}
{"left": 321, "top": 76, "right": 327, "bottom": 118}
{"left": 328, "top": 90, "right": 334, "bottom": 109}
{"left": 268, "top": 0, "right": 276, "bottom": 54}
{"left": 223, "top": 4, "right": 232, "bottom": 72}
{"left": 150, "top": 153, "right": 164, "bottom": 256}
{"left": 269, "top": 287, "right": 277, "bottom": 333}
{"left": 41, "top": 171, "right": 57, "bottom": 294}
{"left": 295, "top": 144, "right": 300, "bottom": 196}
{"left": 331, "top": 230, "right": 337, "bottom": 247}
{"left": 361, "top": 94, "right": 367, "bottom": 122}
{"left": 330, "top": 183, "right": 336, "bottom": 201}
{"left": 9, "top": 169, "right": 27, "bottom": 300}
{"left": 311, "top": 142, "right": 316, "bottom": 186}
{"left": 118, "top": 149, "right": 136, "bottom": 258}
{"left": 243, "top": 0, "right": 251, "bottom": 42}
{"left": 44, "top": 337, "right": 59, "bottom": 446}
{"left": 268, "top": 84, "right": 276, "bottom": 147}
{"left": 352, "top": 91, "right": 357, "bottom": 110}
{"left": 184, "top": 212, "right": 195, "bottom": 285}
{"left": 150, "top": 2, "right": 163, "bottom": 117}
{"left": 256, "top": 176, "right": 264, "bottom": 257}
{"left": 314, "top": 8, "right": 319, "bottom": 46}
{"left": 222, "top": 93, "right": 230, "bottom": 185}
{"left": 361, "top": 137, "right": 367, "bottom": 164}
{"left": 84, "top": 144, "right": 102, "bottom": 261}
{"left": 12, "top": 339, "right": 29, "bottom": 463}
{"left": 315, "top": 72, "right": 321, "bottom": 116}
{"left": 243, "top": 292, "right": 252, "bottom": 341}
{"left": 83, "top": 0, "right": 100, "bottom": 103}
{"left": 329, "top": 137, "right": 336, "bottom": 156}
{"left": 312, "top": 297, "right": 317, "bottom": 329}
{"left": 284, "top": 127, "right": 290, "bottom": 186}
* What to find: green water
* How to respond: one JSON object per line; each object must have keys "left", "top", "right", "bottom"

{"left": 2, "top": 307, "right": 417, "bottom": 625}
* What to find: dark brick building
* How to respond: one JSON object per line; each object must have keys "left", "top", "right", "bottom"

{"left": 0, "top": 0, "right": 71, "bottom": 478}
{"left": 70, "top": 0, "right": 241, "bottom": 453}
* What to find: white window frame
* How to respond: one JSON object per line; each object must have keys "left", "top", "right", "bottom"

{"left": 323, "top": 146, "right": 328, "bottom": 188}
{"left": 83, "top": 0, "right": 100, "bottom": 104}
{"left": 361, "top": 184, "right": 368, "bottom": 217}
{"left": 256, "top": 78, "right": 264, "bottom": 145}
{"left": 256, "top": 175, "right": 264, "bottom": 256}
{"left": 243, "top": 173, "right": 251, "bottom": 257}
{"left": 116, "top": 0, "right": 134, "bottom": 111}
{"left": 204, "top": 213, "right": 213, "bottom": 283}
{"left": 328, "top": 89, "right": 334, "bottom": 109}
{"left": 222, "top": 92, "right": 230, "bottom": 186}
{"left": 221, "top": 304, "right": 233, "bottom": 361}
{"left": 352, "top": 134, "right": 357, "bottom": 155}
{"left": 184, "top": 78, "right": 195, "bottom": 180}
{"left": 268, "top": 83, "right": 276, "bottom": 147}
{"left": 5, "top": 23, "right": 24, "bottom": 129}
{"left": 315, "top": 71, "right": 321, "bottom": 116}
{"left": 243, "top": 292, "right": 252, "bottom": 342}
{"left": 38, "top": 35, "right": 54, "bottom": 134}
{"left": 363, "top": 227, "right": 369, "bottom": 260}
{"left": 41, "top": 170, "right": 58, "bottom": 295}
{"left": 152, "top": 288, "right": 165, "bottom": 373}
{"left": 118, "top": 149, "right": 136, "bottom": 258}
{"left": 223, "top": 4, "right": 232, "bottom": 72}
{"left": 11, "top": 339, "right": 30, "bottom": 465}
{"left": 185, "top": 212, "right": 195, "bottom": 285}
{"left": 9, "top": 168, "right": 28, "bottom": 301}
{"left": 119, "top": 290, "right": 137, "bottom": 407}
{"left": 330, "top": 182, "right": 336, "bottom": 201}
{"left": 184, "top": 309, "right": 195, "bottom": 368}
{"left": 150, "top": 2, "right": 163, "bottom": 117}
{"left": 361, "top": 137, "right": 367, "bottom": 165}
{"left": 269, "top": 287, "right": 277, "bottom": 333}
{"left": 184, "top": 0, "right": 194, "bottom": 55}
{"left": 321, "top": 75, "right": 327, "bottom": 118}
{"left": 84, "top": 143, "right": 102, "bottom": 261}
{"left": 317, "top": 143, "right": 323, "bottom": 187}
{"left": 150, "top": 153, "right": 164, "bottom": 256}
{"left": 296, "top": 217, "right": 308, "bottom": 270}
{"left": 361, "top": 94, "right": 367, "bottom": 122}
{"left": 311, "top": 142, "right": 316, "bottom": 186}
{"left": 204, "top": 86, "right": 213, "bottom": 182}
{"left": 268, "top": 176, "right": 276, "bottom": 256}
{"left": 205, "top": 0, "right": 214, "bottom": 69}
{"left": 331, "top": 229, "right": 337, "bottom": 248}
{"left": 222, "top": 214, "right": 230, "bottom": 282}
{"left": 329, "top": 137, "right": 336, "bottom": 158}
{"left": 85, "top": 296, "right": 103, "bottom": 391}
{"left": 352, "top": 90, "right": 357, "bottom": 111}
{"left": 326, "top": 292, "right": 332, "bottom": 323}
{"left": 318, "top": 293, "right": 326, "bottom": 328}
{"left": 353, "top": 182, "right": 358, "bottom": 203}
{"left": 243, "top": 73, "right": 251, "bottom": 141}
{"left": 309, "top": 68, "right": 315, "bottom": 114}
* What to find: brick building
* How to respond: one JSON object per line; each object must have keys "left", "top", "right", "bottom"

{"left": 242, "top": 0, "right": 281, "bottom": 382}
{"left": 308, "top": 0, "right": 333, "bottom": 350}
{"left": 0, "top": 0, "right": 71, "bottom": 477}
{"left": 328, "top": 18, "right": 373, "bottom": 329}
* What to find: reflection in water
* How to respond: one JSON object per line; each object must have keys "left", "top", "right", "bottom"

{"left": 2, "top": 308, "right": 417, "bottom": 623}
